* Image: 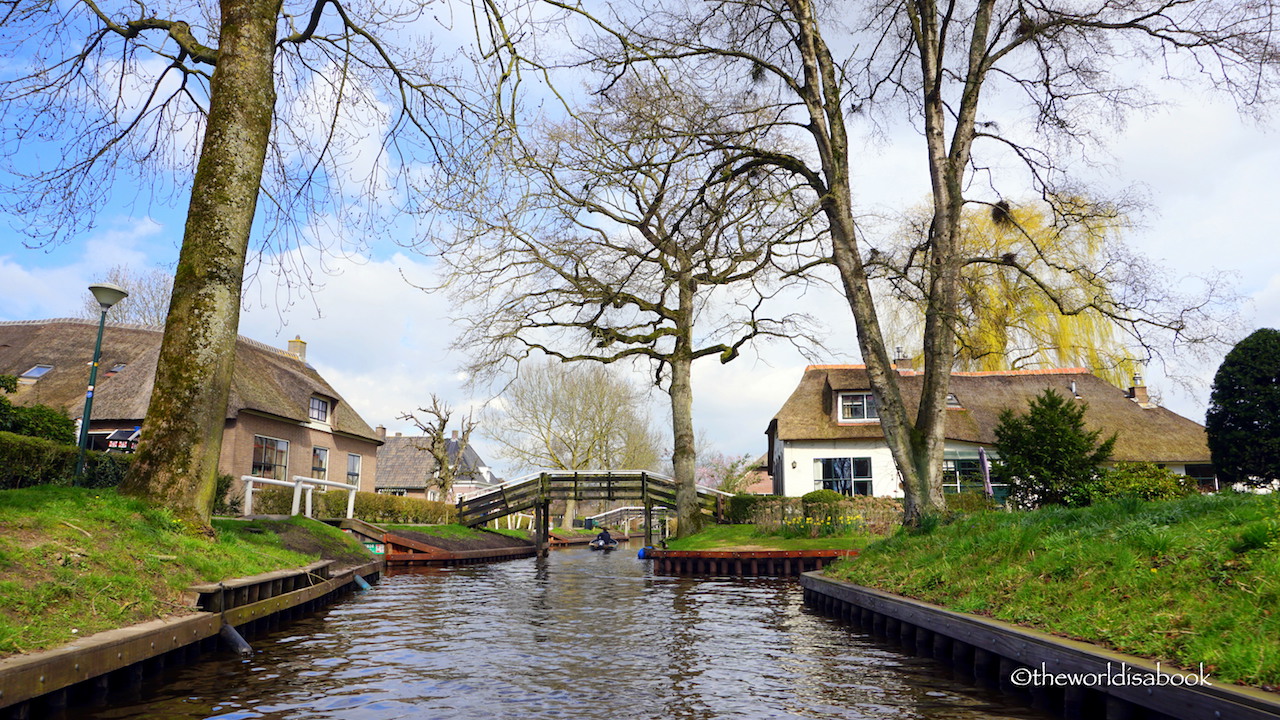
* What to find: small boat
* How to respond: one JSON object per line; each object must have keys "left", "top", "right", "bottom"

{"left": 589, "top": 538, "right": 619, "bottom": 551}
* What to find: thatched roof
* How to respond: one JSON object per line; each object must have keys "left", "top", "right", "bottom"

{"left": 375, "top": 434, "right": 496, "bottom": 489}
{"left": 771, "top": 365, "right": 1210, "bottom": 464}
{"left": 0, "top": 319, "right": 379, "bottom": 442}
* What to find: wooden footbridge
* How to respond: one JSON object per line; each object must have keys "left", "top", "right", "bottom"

{"left": 456, "top": 471, "right": 730, "bottom": 553}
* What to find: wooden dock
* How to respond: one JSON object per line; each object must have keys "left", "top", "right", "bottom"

{"left": 647, "top": 549, "right": 858, "bottom": 577}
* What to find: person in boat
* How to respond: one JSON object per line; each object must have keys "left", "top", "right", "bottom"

{"left": 595, "top": 527, "right": 614, "bottom": 545}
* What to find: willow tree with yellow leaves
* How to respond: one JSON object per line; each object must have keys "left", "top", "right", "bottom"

{"left": 876, "top": 198, "right": 1159, "bottom": 388}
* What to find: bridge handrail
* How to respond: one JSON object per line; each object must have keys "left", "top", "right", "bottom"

{"left": 455, "top": 470, "right": 731, "bottom": 504}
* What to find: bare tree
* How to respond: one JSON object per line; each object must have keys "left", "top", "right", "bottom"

{"left": 432, "top": 75, "right": 824, "bottom": 536}
{"left": 1, "top": 0, "right": 486, "bottom": 526}
{"left": 484, "top": 0, "right": 1271, "bottom": 524}
{"left": 80, "top": 265, "right": 174, "bottom": 327}
{"left": 399, "top": 395, "right": 480, "bottom": 502}
{"left": 484, "top": 360, "right": 663, "bottom": 527}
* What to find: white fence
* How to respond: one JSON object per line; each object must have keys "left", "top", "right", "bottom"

{"left": 241, "top": 474, "right": 358, "bottom": 519}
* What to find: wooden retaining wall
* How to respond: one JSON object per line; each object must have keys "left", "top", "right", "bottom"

{"left": 649, "top": 549, "right": 858, "bottom": 577}
{"left": 801, "top": 572, "right": 1280, "bottom": 720}
{"left": 0, "top": 559, "right": 382, "bottom": 719}
{"left": 383, "top": 531, "right": 536, "bottom": 567}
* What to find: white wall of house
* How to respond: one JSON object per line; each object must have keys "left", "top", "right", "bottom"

{"left": 776, "top": 439, "right": 903, "bottom": 498}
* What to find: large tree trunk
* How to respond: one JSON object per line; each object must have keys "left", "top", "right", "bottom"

{"left": 671, "top": 272, "right": 701, "bottom": 538}
{"left": 119, "top": 0, "right": 280, "bottom": 528}
{"left": 789, "top": 0, "right": 950, "bottom": 525}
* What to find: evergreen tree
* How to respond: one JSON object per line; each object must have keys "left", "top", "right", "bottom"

{"left": 994, "top": 389, "right": 1116, "bottom": 508}
{"left": 1206, "top": 329, "right": 1280, "bottom": 487}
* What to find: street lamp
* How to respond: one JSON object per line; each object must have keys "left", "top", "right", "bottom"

{"left": 76, "top": 283, "right": 129, "bottom": 480}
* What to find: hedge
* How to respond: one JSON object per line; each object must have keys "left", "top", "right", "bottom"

{"left": 0, "top": 430, "right": 134, "bottom": 490}
{"left": 247, "top": 486, "right": 457, "bottom": 524}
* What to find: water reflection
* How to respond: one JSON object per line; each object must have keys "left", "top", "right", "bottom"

{"left": 83, "top": 544, "right": 1051, "bottom": 719}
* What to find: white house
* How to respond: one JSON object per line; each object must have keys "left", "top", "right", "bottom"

{"left": 765, "top": 364, "right": 1216, "bottom": 498}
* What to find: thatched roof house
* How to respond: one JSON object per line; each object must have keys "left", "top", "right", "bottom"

{"left": 0, "top": 319, "right": 382, "bottom": 492}
{"left": 375, "top": 432, "right": 501, "bottom": 502}
{"left": 766, "top": 365, "right": 1214, "bottom": 498}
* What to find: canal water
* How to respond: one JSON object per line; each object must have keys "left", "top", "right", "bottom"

{"left": 84, "top": 543, "right": 1053, "bottom": 719}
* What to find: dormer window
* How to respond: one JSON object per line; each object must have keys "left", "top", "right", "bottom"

{"left": 946, "top": 393, "right": 962, "bottom": 408}
{"left": 309, "top": 396, "right": 331, "bottom": 423}
{"left": 838, "top": 391, "right": 878, "bottom": 421}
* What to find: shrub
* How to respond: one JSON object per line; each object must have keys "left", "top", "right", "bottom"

{"left": 11, "top": 405, "right": 77, "bottom": 444}
{"left": 801, "top": 489, "right": 846, "bottom": 505}
{"left": 0, "top": 430, "right": 132, "bottom": 489}
{"left": 752, "top": 494, "right": 903, "bottom": 536}
{"left": 948, "top": 491, "right": 999, "bottom": 513}
{"left": 1087, "top": 462, "right": 1198, "bottom": 503}
{"left": 214, "top": 473, "right": 243, "bottom": 516}
{"left": 247, "top": 486, "right": 456, "bottom": 524}
{"left": 727, "top": 493, "right": 773, "bottom": 523}
{"left": 994, "top": 388, "right": 1115, "bottom": 508}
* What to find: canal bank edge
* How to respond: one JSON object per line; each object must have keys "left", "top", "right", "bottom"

{"left": 0, "top": 558, "right": 383, "bottom": 713}
{"left": 800, "top": 571, "right": 1280, "bottom": 720}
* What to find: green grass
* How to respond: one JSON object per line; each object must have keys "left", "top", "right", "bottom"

{"left": 825, "top": 492, "right": 1280, "bottom": 688}
{"left": 663, "top": 523, "right": 873, "bottom": 551}
{"left": 0, "top": 486, "right": 368, "bottom": 658}
{"left": 385, "top": 523, "right": 533, "bottom": 542}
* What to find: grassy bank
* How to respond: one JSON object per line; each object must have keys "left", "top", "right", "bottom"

{"left": 385, "top": 523, "right": 530, "bottom": 541}
{"left": 664, "top": 523, "right": 874, "bottom": 551}
{"left": 0, "top": 486, "right": 371, "bottom": 658}
{"left": 825, "top": 492, "right": 1280, "bottom": 688}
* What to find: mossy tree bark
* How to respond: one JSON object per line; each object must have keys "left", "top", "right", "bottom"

{"left": 120, "top": 0, "right": 281, "bottom": 528}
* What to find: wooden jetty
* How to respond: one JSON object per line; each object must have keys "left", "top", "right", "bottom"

{"left": 647, "top": 549, "right": 858, "bottom": 578}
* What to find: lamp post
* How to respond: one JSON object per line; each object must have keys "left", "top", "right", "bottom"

{"left": 76, "top": 283, "right": 129, "bottom": 480}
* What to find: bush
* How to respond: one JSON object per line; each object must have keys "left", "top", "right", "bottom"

{"left": 11, "top": 405, "right": 77, "bottom": 444}
{"left": 214, "top": 473, "right": 243, "bottom": 516}
{"left": 752, "top": 494, "right": 903, "bottom": 537}
{"left": 0, "top": 430, "right": 133, "bottom": 489}
{"left": 727, "top": 493, "right": 773, "bottom": 523}
{"left": 948, "top": 491, "right": 999, "bottom": 513}
{"left": 247, "top": 486, "right": 456, "bottom": 524}
{"left": 1086, "top": 462, "right": 1198, "bottom": 503}
{"left": 995, "top": 388, "right": 1115, "bottom": 508}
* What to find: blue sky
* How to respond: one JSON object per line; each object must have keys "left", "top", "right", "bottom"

{"left": 3, "top": 62, "right": 1279, "bottom": 479}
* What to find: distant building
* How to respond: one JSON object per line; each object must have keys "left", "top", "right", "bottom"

{"left": 373, "top": 430, "right": 501, "bottom": 502}
{"left": 766, "top": 364, "right": 1216, "bottom": 498}
{"left": 0, "top": 319, "right": 382, "bottom": 494}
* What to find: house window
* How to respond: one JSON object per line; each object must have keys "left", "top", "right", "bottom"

{"left": 309, "top": 397, "right": 331, "bottom": 423}
{"left": 378, "top": 488, "right": 406, "bottom": 496}
{"left": 19, "top": 364, "right": 53, "bottom": 382}
{"left": 311, "top": 447, "right": 329, "bottom": 481}
{"left": 252, "top": 436, "right": 289, "bottom": 480}
{"left": 838, "top": 392, "right": 878, "bottom": 421}
{"left": 347, "top": 453, "right": 362, "bottom": 485}
{"left": 815, "top": 457, "right": 872, "bottom": 496}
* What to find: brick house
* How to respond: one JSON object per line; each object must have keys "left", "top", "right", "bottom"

{"left": 373, "top": 431, "right": 501, "bottom": 502}
{"left": 0, "top": 319, "right": 382, "bottom": 494}
{"left": 766, "top": 364, "right": 1216, "bottom": 498}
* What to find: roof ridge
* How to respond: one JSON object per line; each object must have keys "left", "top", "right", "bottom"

{"left": 1, "top": 318, "right": 304, "bottom": 363}
{"left": 806, "top": 363, "right": 1091, "bottom": 377}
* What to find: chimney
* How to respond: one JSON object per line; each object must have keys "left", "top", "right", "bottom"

{"left": 376, "top": 425, "right": 387, "bottom": 441}
{"left": 892, "top": 347, "right": 913, "bottom": 372}
{"left": 287, "top": 335, "right": 307, "bottom": 361}
{"left": 1129, "top": 373, "right": 1151, "bottom": 407}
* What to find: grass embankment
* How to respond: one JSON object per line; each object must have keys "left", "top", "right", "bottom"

{"left": 826, "top": 493, "right": 1280, "bottom": 688}
{"left": 0, "top": 486, "right": 372, "bottom": 658}
{"left": 385, "top": 523, "right": 530, "bottom": 541}
{"left": 663, "top": 523, "right": 875, "bottom": 551}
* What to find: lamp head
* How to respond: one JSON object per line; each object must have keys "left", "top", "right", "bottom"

{"left": 89, "top": 283, "right": 129, "bottom": 311}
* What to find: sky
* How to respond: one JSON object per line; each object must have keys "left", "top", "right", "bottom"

{"left": 3, "top": 34, "right": 1279, "bottom": 481}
